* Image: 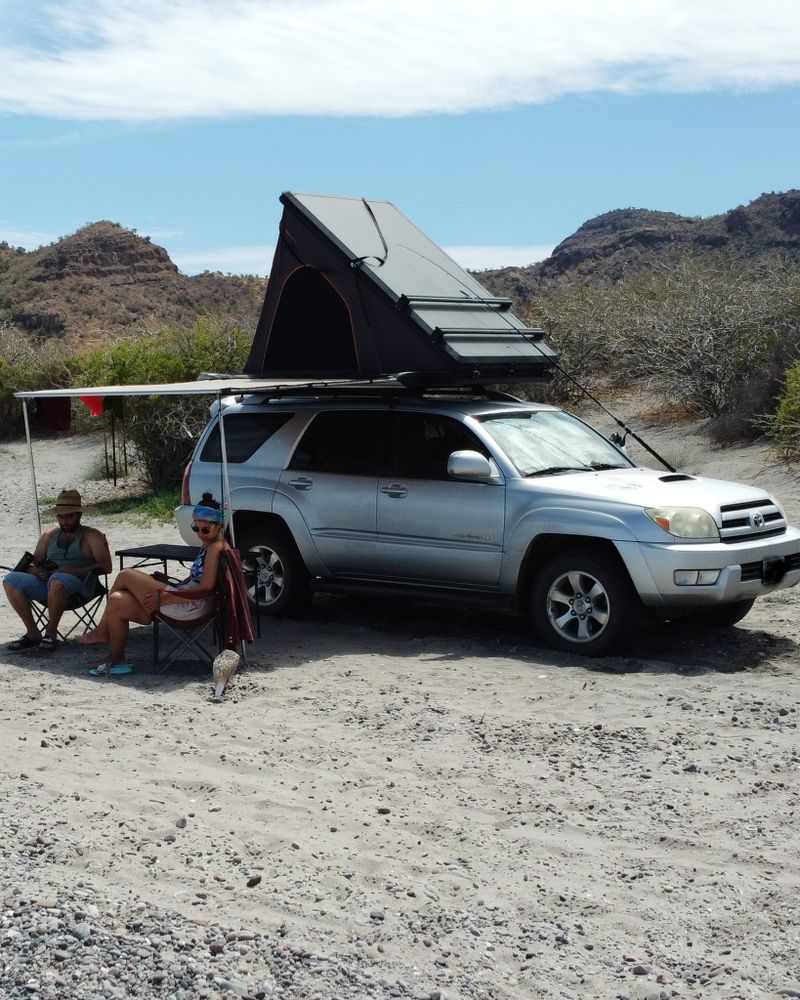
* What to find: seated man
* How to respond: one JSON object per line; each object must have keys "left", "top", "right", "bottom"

{"left": 3, "top": 488, "right": 112, "bottom": 652}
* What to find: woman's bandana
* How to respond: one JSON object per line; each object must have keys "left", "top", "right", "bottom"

{"left": 192, "top": 505, "right": 225, "bottom": 523}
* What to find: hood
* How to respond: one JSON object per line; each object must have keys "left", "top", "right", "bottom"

{"left": 529, "top": 466, "right": 775, "bottom": 516}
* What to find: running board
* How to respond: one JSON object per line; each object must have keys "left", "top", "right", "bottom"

{"left": 309, "top": 577, "right": 514, "bottom": 609}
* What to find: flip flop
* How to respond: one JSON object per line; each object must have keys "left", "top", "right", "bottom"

{"left": 8, "top": 634, "right": 40, "bottom": 651}
{"left": 38, "top": 636, "right": 58, "bottom": 653}
{"left": 89, "top": 662, "right": 133, "bottom": 677}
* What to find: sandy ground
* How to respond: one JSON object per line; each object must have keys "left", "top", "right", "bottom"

{"left": 1, "top": 420, "right": 799, "bottom": 1000}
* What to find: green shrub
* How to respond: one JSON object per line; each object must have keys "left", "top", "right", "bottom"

{"left": 771, "top": 359, "right": 800, "bottom": 460}
{"left": 0, "top": 325, "right": 79, "bottom": 438}
{"left": 71, "top": 317, "right": 251, "bottom": 489}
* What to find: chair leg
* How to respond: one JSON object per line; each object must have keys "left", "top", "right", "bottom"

{"left": 154, "top": 617, "right": 216, "bottom": 673}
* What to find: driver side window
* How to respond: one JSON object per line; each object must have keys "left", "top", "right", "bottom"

{"left": 391, "top": 414, "right": 486, "bottom": 480}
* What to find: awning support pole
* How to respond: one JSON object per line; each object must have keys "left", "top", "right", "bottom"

{"left": 110, "top": 405, "right": 118, "bottom": 487}
{"left": 217, "top": 390, "right": 236, "bottom": 549}
{"left": 22, "top": 399, "right": 42, "bottom": 536}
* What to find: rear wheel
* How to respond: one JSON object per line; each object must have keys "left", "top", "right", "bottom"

{"left": 530, "top": 548, "right": 641, "bottom": 657}
{"left": 239, "top": 527, "right": 311, "bottom": 617}
{"left": 687, "top": 598, "right": 755, "bottom": 628}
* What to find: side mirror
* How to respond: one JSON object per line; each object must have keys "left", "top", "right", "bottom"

{"left": 448, "top": 450, "right": 494, "bottom": 480}
{"left": 609, "top": 432, "right": 628, "bottom": 454}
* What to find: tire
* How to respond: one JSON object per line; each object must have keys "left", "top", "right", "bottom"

{"left": 530, "top": 548, "right": 641, "bottom": 657}
{"left": 238, "top": 527, "right": 311, "bottom": 617}
{"left": 688, "top": 598, "right": 755, "bottom": 628}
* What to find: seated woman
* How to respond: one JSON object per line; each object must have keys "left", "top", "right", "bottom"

{"left": 80, "top": 494, "right": 226, "bottom": 676}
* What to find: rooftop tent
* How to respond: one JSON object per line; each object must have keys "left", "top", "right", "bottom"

{"left": 245, "top": 192, "right": 558, "bottom": 385}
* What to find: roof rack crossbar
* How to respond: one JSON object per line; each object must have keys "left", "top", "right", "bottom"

{"left": 398, "top": 294, "right": 512, "bottom": 310}
{"left": 435, "top": 327, "right": 547, "bottom": 340}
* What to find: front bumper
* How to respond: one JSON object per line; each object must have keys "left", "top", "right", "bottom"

{"left": 618, "top": 528, "right": 800, "bottom": 607}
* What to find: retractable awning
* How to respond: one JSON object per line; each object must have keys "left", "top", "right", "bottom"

{"left": 13, "top": 375, "right": 404, "bottom": 537}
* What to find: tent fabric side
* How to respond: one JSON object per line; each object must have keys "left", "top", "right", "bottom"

{"left": 247, "top": 206, "right": 453, "bottom": 378}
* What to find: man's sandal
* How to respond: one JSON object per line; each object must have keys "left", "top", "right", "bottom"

{"left": 38, "top": 636, "right": 58, "bottom": 652}
{"left": 8, "top": 634, "right": 40, "bottom": 651}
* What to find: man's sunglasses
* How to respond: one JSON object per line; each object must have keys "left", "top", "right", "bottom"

{"left": 191, "top": 524, "right": 218, "bottom": 536}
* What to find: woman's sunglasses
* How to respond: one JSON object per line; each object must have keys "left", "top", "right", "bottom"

{"left": 191, "top": 524, "right": 218, "bottom": 536}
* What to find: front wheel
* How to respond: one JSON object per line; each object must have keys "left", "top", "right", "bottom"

{"left": 239, "top": 527, "right": 311, "bottom": 617}
{"left": 530, "top": 548, "right": 641, "bottom": 657}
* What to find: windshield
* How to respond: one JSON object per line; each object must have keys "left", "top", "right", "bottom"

{"left": 479, "top": 410, "right": 632, "bottom": 478}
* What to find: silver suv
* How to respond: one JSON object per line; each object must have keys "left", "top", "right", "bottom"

{"left": 177, "top": 389, "right": 800, "bottom": 655}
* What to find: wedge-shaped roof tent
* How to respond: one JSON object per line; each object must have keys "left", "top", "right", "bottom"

{"left": 245, "top": 192, "right": 558, "bottom": 386}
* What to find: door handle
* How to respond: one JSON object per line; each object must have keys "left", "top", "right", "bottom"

{"left": 287, "top": 477, "right": 313, "bottom": 491}
{"left": 380, "top": 483, "right": 408, "bottom": 498}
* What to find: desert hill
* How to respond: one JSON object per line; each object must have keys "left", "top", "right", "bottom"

{"left": 479, "top": 189, "right": 800, "bottom": 309}
{"left": 2, "top": 191, "right": 800, "bottom": 343}
{"left": 0, "top": 221, "right": 265, "bottom": 343}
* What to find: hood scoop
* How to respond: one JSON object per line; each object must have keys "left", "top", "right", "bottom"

{"left": 658, "top": 473, "right": 695, "bottom": 482}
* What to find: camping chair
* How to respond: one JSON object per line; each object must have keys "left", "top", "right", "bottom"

{"left": 152, "top": 547, "right": 254, "bottom": 673}
{"left": 30, "top": 572, "right": 108, "bottom": 642}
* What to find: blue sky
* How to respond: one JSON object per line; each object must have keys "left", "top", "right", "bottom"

{"left": 1, "top": 1, "right": 799, "bottom": 275}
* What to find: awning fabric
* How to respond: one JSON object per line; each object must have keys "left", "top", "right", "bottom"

{"left": 14, "top": 375, "right": 397, "bottom": 401}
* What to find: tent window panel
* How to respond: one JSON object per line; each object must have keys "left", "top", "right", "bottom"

{"left": 265, "top": 268, "right": 357, "bottom": 372}
{"left": 200, "top": 413, "right": 293, "bottom": 464}
{"left": 289, "top": 411, "right": 389, "bottom": 476}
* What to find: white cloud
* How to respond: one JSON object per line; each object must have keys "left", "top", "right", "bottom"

{"left": 0, "top": 0, "right": 798, "bottom": 120}
{"left": 0, "top": 226, "right": 58, "bottom": 250}
{"left": 446, "top": 245, "right": 555, "bottom": 271}
{"left": 172, "top": 245, "right": 276, "bottom": 276}
{"left": 172, "top": 242, "right": 553, "bottom": 275}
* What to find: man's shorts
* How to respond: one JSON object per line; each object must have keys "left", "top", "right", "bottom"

{"left": 3, "top": 571, "right": 92, "bottom": 604}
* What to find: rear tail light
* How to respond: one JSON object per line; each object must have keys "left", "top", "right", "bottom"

{"left": 181, "top": 460, "right": 192, "bottom": 504}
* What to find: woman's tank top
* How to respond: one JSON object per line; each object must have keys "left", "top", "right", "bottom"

{"left": 189, "top": 546, "right": 208, "bottom": 584}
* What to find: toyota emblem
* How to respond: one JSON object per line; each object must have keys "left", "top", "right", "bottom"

{"left": 752, "top": 512, "right": 765, "bottom": 529}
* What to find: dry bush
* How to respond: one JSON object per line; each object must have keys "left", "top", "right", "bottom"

{"left": 529, "top": 256, "right": 800, "bottom": 436}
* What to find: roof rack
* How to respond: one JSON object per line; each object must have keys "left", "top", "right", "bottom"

{"left": 237, "top": 377, "right": 527, "bottom": 404}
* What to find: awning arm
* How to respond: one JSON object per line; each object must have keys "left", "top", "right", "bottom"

{"left": 22, "top": 399, "right": 42, "bottom": 536}
{"left": 217, "top": 390, "right": 237, "bottom": 548}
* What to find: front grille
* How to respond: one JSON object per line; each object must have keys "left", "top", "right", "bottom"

{"left": 739, "top": 551, "right": 800, "bottom": 583}
{"left": 719, "top": 498, "right": 786, "bottom": 543}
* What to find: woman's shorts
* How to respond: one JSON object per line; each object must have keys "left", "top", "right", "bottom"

{"left": 162, "top": 585, "right": 213, "bottom": 621}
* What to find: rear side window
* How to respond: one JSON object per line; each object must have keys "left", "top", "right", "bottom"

{"left": 200, "top": 412, "right": 293, "bottom": 463}
{"left": 289, "top": 411, "right": 390, "bottom": 475}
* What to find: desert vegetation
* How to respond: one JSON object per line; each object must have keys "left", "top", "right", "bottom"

{"left": 530, "top": 254, "right": 800, "bottom": 446}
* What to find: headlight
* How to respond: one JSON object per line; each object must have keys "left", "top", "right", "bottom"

{"left": 645, "top": 506, "right": 719, "bottom": 539}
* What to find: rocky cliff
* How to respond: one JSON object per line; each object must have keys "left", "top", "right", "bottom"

{"left": 0, "top": 222, "right": 264, "bottom": 342}
{"left": 479, "top": 190, "right": 800, "bottom": 308}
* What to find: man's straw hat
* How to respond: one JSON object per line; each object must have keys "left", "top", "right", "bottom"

{"left": 46, "top": 489, "right": 87, "bottom": 516}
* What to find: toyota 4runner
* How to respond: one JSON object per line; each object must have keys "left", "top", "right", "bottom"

{"left": 176, "top": 387, "right": 800, "bottom": 656}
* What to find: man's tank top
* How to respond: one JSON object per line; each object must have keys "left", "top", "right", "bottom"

{"left": 46, "top": 527, "right": 95, "bottom": 570}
